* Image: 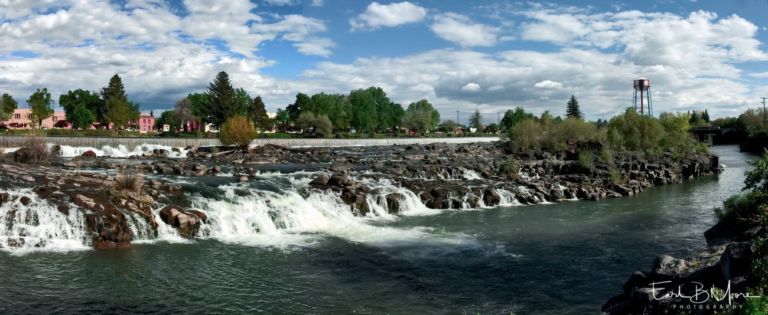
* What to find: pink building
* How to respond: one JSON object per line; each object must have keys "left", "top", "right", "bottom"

{"left": 136, "top": 115, "right": 155, "bottom": 133}
{"left": 0, "top": 109, "right": 71, "bottom": 129}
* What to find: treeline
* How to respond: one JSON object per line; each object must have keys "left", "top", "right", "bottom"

{"left": 506, "top": 106, "right": 706, "bottom": 159}
{"left": 157, "top": 72, "right": 442, "bottom": 137}
{"left": 0, "top": 74, "right": 141, "bottom": 130}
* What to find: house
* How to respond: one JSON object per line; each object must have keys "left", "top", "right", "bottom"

{"left": 0, "top": 109, "right": 71, "bottom": 129}
{"left": 136, "top": 115, "right": 155, "bottom": 133}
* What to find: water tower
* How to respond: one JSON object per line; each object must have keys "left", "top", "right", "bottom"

{"left": 633, "top": 78, "right": 653, "bottom": 116}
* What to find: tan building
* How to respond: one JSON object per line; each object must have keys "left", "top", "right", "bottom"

{"left": 0, "top": 108, "right": 71, "bottom": 129}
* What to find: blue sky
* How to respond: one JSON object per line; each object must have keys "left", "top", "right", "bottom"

{"left": 0, "top": 0, "right": 767, "bottom": 123}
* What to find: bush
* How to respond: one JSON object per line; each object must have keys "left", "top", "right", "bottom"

{"left": 115, "top": 169, "right": 144, "bottom": 195}
{"left": 499, "top": 157, "right": 520, "bottom": 178}
{"left": 508, "top": 119, "right": 541, "bottom": 151}
{"left": 600, "top": 148, "right": 615, "bottom": 166}
{"left": 578, "top": 150, "right": 594, "bottom": 170}
{"left": 218, "top": 115, "right": 257, "bottom": 151}
{"left": 295, "top": 112, "right": 333, "bottom": 137}
{"left": 13, "top": 136, "right": 50, "bottom": 164}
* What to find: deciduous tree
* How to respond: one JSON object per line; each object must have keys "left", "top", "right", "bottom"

{"left": 27, "top": 88, "right": 53, "bottom": 129}
{"left": 0, "top": 93, "right": 17, "bottom": 121}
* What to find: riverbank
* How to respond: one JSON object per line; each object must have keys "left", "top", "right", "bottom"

{"left": 602, "top": 149, "right": 763, "bottom": 314}
{"left": 0, "top": 145, "right": 747, "bottom": 314}
{"left": 0, "top": 140, "right": 721, "bottom": 251}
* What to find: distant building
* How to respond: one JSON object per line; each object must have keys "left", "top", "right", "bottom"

{"left": 0, "top": 109, "right": 70, "bottom": 129}
{"left": 137, "top": 115, "right": 155, "bottom": 133}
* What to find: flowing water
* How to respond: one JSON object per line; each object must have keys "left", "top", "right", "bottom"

{"left": 0, "top": 146, "right": 753, "bottom": 314}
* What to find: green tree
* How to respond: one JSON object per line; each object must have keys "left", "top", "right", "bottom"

{"left": 309, "top": 93, "right": 352, "bottom": 130}
{"left": 500, "top": 107, "right": 535, "bottom": 130}
{"left": 469, "top": 109, "right": 483, "bottom": 129}
{"left": 702, "top": 109, "right": 710, "bottom": 123}
{"left": 438, "top": 119, "right": 462, "bottom": 132}
{"left": 275, "top": 109, "right": 290, "bottom": 132}
{"left": 104, "top": 98, "right": 139, "bottom": 130}
{"left": 248, "top": 96, "right": 271, "bottom": 131}
{"left": 348, "top": 88, "right": 377, "bottom": 132}
{"left": 102, "top": 74, "right": 127, "bottom": 102}
{"left": 70, "top": 103, "right": 96, "bottom": 129}
{"left": 187, "top": 92, "right": 210, "bottom": 123}
{"left": 59, "top": 89, "right": 101, "bottom": 125}
{"left": 204, "top": 71, "right": 242, "bottom": 126}
{"left": 296, "top": 112, "right": 333, "bottom": 137}
{"left": 0, "top": 93, "right": 18, "bottom": 121}
{"left": 401, "top": 99, "right": 440, "bottom": 133}
{"left": 607, "top": 108, "right": 662, "bottom": 151}
{"left": 566, "top": 95, "right": 582, "bottom": 119}
{"left": 27, "top": 88, "right": 53, "bottom": 129}
{"left": 156, "top": 110, "right": 181, "bottom": 131}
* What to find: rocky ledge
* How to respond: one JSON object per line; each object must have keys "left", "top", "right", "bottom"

{"left": 1, "top": 140, "right": 722, "bottom": 250}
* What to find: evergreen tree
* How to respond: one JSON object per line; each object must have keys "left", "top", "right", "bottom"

{"left": 0, "top": 93, "right": 17, "bottom": 121}
{"left": 205, "top": 71, "right": 237, "bottom": 126}
{"left": 249, "top": 96, "right": 271, "bottom": 131}
{"left": 566, "top": 95, "right": 582, "bottom": 119}
{"left": 469, "top": 109, "right": 483, "bottom": 129}
{"left": 702, "top": 109, "right": 710, "bottom": 123}
{"left": 689, "top": 111, "right": 700, "bottom": 125}
{"left": 27, "top": 88, "right": 53, "bottom": 128}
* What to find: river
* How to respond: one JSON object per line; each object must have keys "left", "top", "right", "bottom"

{"left": 0, "top": 145, "right": 752, "bottom": 314}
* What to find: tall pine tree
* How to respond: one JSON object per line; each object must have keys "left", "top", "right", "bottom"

{"left": 566, "top": 95, "right": 582, "bottom": 119}
{"left": 249, "top": 96, "right": 271, "bottom": 131}
{"left": 205, "top": 71, "right": 236, "bottom": 126}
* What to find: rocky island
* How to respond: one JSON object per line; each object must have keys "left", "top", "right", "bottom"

{"left": 0, "top": 138, "right": 722, "bottom": 251}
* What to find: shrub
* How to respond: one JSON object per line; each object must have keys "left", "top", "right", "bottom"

{"left": 578, "top": 150, "right": 594, "bottom": 170}
{"left": 508, "top": 118, "right": 541, "bottom": 151}
{"left": 609, "top": 170, "right": 624, "bottom": 185}
{"left": 13, "top": 136, "right": 51, "bottom": 164}
{"left": 600, "top": 148, "right": 615, "bottom": 166}
{"left": 218, "top": 115, "right": 257, "bottom": 151}
{"left": 499, "top": 157, "right": 520, "bottom": 178}
{"left": 115, "top": 169, "right": 144, "bottom": 195}
{"left": 296, "top": 112, "right": 333, "bottom": 137}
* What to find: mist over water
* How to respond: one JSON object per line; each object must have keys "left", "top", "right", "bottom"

{"left": 0, "top": 146, "right": 752, "bottom": 314}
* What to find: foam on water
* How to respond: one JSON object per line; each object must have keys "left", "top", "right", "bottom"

{"left": 0, "top": 188, "right": 90, "bottom": 255}
{"left": 55, "top": 144, "right": 188, "bottom": 158}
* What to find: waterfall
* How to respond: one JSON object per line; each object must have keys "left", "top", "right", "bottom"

{"left": 0, "top": 189, "right": 89, "bottom": 254}
{"left": 52, "top": 144, "right": 188, "bottom": 158}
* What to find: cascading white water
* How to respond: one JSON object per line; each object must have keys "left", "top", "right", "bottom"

{"left": 183, "top": 173, "right": 469, "bottom": 248}
{"left": 497, "top": 189, "right": 521, "bottom": 206}
{"left": 54, "top": 144, "right": 189, "bottom": 158}
{"left": 0, "top": 189, "right": 89, "bottom": 254}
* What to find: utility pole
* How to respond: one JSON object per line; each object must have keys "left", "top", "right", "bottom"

{"left": 456, "top": 110, "right": 459, "bottom": 125}
{"left": 763, "top": 97, "right": 766, "bottom": 129}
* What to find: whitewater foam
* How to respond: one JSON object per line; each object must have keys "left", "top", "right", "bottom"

{"left": 0, "top": 188, "right": 90, "bottom": 255}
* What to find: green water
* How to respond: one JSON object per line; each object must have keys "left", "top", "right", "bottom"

{"left": 0, "top": 146, "right": 751, "bottom": 314}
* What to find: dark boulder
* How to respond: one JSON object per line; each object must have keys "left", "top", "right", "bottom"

{"left": 81, "top": 150, "right": 97, "bottom": 158}
{"left": 159, "top": 205, "right": 203, "bottom": 238}
{"left": 385, "top": 193, "right": 405, "bottom": 214}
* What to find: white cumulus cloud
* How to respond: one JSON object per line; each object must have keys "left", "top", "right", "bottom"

{"left": 534, "top": 80, "right": 563, "bottom": 89}
{"left": 430, "top": 13, "right": 499, "bottom": 47}
{"left": 350, "top": 1, "right": 427, "bottom": 30}
{"left": 461, "top": 82, "right": 481, "bottom": 92}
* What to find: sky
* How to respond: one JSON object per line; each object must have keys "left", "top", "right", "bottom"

{"left": 0, "top": 0, "right": 767, "bottom": 123}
